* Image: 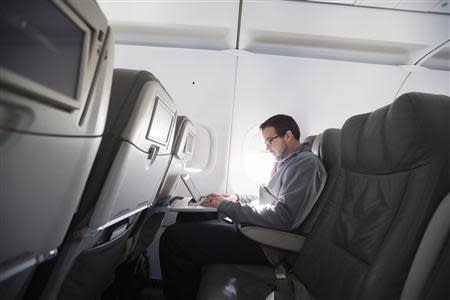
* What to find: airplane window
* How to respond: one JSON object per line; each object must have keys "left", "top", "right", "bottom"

{"left": 243, "top": 126, "right": 274, "bottom": 185}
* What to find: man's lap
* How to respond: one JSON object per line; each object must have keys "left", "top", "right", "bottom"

{"left": 161, "top": 218, "right": 269, "bottom": 266}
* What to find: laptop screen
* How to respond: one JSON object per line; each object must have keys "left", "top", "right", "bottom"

{"left": 180, "top": 174, "right": 204, "bottom": 202}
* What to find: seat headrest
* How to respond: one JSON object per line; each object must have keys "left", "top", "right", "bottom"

{"left": 303, "top": 135, "right": 316, "bottom": 147}
{"left": 303, "top": 134, "right": 321, "bottom": 157}
{"left": 175, "top": 116, "right": 191, "bottom": 136}
{"left": 312, "top": 133, "right": 322, "bottom": 157}
{"left": 342, "top": 92, "right": 449, "bottom": 174}
{"left": 172, "top": 115, "right": 193, "bottom": 154}
{"left": 296, "top": 128, "right": 340, "bottom": 235}
{"left": 107, "top": 69, "right": 160, "bottom": 134}
{"left": 320, "top": 129, "right": 340, "bottom": 170}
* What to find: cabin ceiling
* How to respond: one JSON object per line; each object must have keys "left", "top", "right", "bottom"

{"left": 309, "top": 0, "right": 450, "bottom": 14}
{"left": 97, "top": 0, "right": 450, "bottom": 70}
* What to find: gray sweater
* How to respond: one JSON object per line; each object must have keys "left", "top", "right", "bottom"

{"left": 218, "top": 145, "right": 327, "bottom": 231}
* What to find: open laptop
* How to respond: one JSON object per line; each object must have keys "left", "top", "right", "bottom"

{"left": 181, "top": 174, "right": 206, "bottom": 205}
{"left": 168, "top": 174, "right": 216, "bottom": 212}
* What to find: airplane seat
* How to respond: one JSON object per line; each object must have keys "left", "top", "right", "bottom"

{"left": 310, "top": 133, "right": 322, "bottom": 157}
{"left": 302, "top": 134, "right": 316, "bottom": 149}
{"left": 156, "top": 115, "right": 196, "bottom": 204}
{"left": 37, "top": 69, "right": 178, "bottom": 300}
{"left": 196, "top": 92, "right": 450, "bottom": 300}
{"left": 400, "top": 192, "right": 450, "bottom": 300}
{"left": 238, "top": 129, "right": 341, "bottom": 254}
{"left": 0, "top": 1, "right": 113, "bottom": 299}
{"left": 125, "top": 115, "right": 196, "bottom": 263}
{"left": 420, "top": 233, "right": 450, "bottom": 300}
{"left": 296, "top": 130, "right": 339, "bottom": 236}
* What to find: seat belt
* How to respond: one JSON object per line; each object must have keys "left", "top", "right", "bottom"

{"left": 273, "top": 265, "right": 295, "bottom": 300}
{"left": 260, "top": 246, "right": 295, "bottom": 300}
{"left": 261, "top": 246, "right": 315, "bottom": 300}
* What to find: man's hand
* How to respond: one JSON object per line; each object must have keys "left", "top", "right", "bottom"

{"left": 206, "top": 192, "right": 238, "bottom": 202}
{"left": 201, "top": 194, "right": 226, "bottom": 208}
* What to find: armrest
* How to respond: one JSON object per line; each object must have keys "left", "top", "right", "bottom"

{"left": 238, "top": 225, "right": 306, "bottom": 252}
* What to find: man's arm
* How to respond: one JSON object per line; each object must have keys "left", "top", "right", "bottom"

{"left": 235, "top": 194, "right": 257, "bottom": 204}
{"left": 204, "top": 193, "right": 257, "bottom": 204}
{"left": 214, "top": 155, "right": 327, "bottom": 231}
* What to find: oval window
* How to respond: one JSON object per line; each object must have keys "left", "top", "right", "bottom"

{"left": 242, "top": 126, "right": 274, "bottom": 185}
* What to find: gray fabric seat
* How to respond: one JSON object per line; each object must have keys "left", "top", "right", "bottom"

{"left": 400, "top": 192, "right": 450, "bottom": 300}
{"left": 125, "top": 115, "right": 197, "bottom": 263}
{"left": 197, "top": 92, "right": 450, "bottom": 300}
{"left": 237, "top": 129, "right": 340, "bottom": 255}
{"left": 0, "top": 2, "right": 113, "bottom": 299}
{"left": 155, "top": 116, "right": 197, "bottom": 203}
{"left": 37, "top": 69, "right": 178, "bottom": 300}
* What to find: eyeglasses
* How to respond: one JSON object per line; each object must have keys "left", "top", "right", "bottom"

{"left": 264, "top": 135, "right": 281, "bottom": 146}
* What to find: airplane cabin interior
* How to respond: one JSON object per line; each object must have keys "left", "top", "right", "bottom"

{"left": 0, "top": 1, "right": 449, "bottom": 300}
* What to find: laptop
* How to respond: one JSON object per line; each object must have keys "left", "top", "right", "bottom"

{"left": 168, "top": 174, "right": 216, "bottom": 212}
{"left": 181, "top": 174, "right": 206, "bottom": 205}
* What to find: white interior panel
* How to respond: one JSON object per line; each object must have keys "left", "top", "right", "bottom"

{"left": 98, "top": 1, "right": 239, "bottom": 49}
{"left": 240, "top": 1, "right": 449, "bottom": 65}
{"left": 228, "top": 53, "right": 408, "bottom": 195}
{"left": 420, "top": 41, "right": 450, "bottom": 71}
{"left": 430, "top": 0, "right": 450, "bottom": 13}
{"left": 309, "top": 0, "right": 357, "bottom": 5}
{"left": 396, "top": 0, "right": 441, "bottom": 12}
{"left": 354, "top": 0, "right": 401, "bottom": 9}
{"left": 113, "top": 45, "right": 237, "bottom": 195}
{"left": 398, "top": 67, "right": 450, "bottom": 95}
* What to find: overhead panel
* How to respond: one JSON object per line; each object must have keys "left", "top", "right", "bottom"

{"left": 309, "top": 0, "right": 449, "bottom": 13}
{"left": 396, "top": 0, "right": 441, "bottom": 12}
{"left": 97, "top": 0, "right": 449, "bottom": 65}
{"left": 97, "top": 0, "right": 239, "bottom": 50}
{"left": 420, "top": 41, "right": 450, "bottom": 71}
{"left": 308, "top": 0, "right": 356, "bottom": 4}
{"left": 430, "top": 0, "right": 450, "bottom": 13}
{"left": 354, "top": 0, "right": 401, "bottom": 9}
{"left": 240, "top": 1, "right": 450, "bottom": 65}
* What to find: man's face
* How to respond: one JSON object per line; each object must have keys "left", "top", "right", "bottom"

{"left": 261, "top": 126, "right": 287, "bottom": 161}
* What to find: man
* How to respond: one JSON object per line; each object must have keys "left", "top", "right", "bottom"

{"left": 159, "top": 114, "right": 327, "bottom": 300}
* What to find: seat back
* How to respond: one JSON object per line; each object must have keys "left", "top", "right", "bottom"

{"left": 420, "top": 233, "right": 450, "bottom": 300}
{"left": 155, "top": 115, "right": 196, "bottom": 203}
{"left": 0, "top": 1, "right": 113, "bottom": 298}
{"left": 296, "top": 129, "right": 341, "bottom": 236}
{"left": 302, "top": 134, "right": 316, "bottom": 149}
{"left": 400, "top": 192, "right": 450, "bottom": 300}
{"left": 38, "top": 69, "right": 178, "bottom": 300}
{"left": 293, "top": 92, "right": 450, "bottom": 299}
{"left": 80, "top": 69, "right": 177, "bottom": 230}
{"left": 124, "top": 116, "right": 196, "bottom": 264}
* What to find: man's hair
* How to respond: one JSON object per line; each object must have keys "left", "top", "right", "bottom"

{"left": 260, "top": 114, "right": 301, "bottom": 140}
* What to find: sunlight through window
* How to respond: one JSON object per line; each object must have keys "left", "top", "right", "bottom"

{"left": 243, "top": 126, "right": 274, "bottom": 185}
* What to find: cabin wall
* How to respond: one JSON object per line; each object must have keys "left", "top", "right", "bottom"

{"left": 229, "top": 54, "right": 407, "bottom": 195}
{"left": 114, "top": 45, "right": 236, "bottom": 194}
{"left": 398, "top": 67, "right": 450, "bottom": 95}
{"left": 114, "top": 44, "right": 448, "bottom": 195}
